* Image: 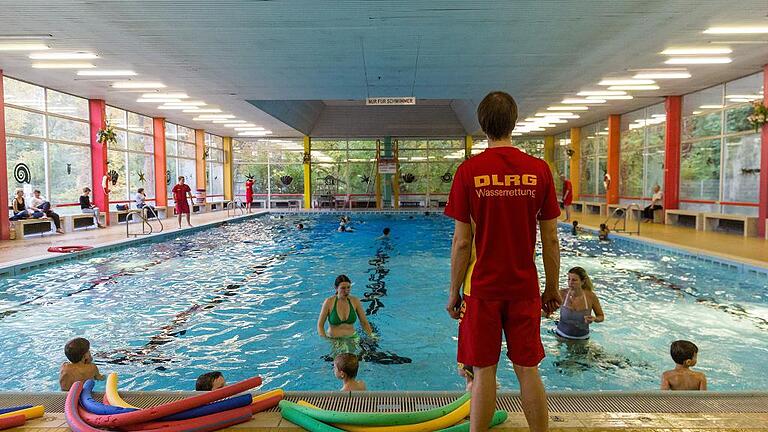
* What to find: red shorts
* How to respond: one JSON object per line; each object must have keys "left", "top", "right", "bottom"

{"left": 176, "top": 201, "right": 190, "bottom": 215}
{"left": 563, "top": 197, "right": 573, "bottom": 206}
{"left": 458, "top": 295, "right": 544, "bottom": 368}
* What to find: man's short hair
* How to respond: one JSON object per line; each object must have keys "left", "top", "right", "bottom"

{"left": 64, "top": 338, "right": 90, "bottom": 363}
{"left": 178, "top": 176, "right": 185, "bottom": 181}
{"left": 476, "top": 91, "right": 518, "bottom": 141}
{"left": 83, "top": 187, "right": 91, "bottom": 193}
{"left": 33, "top": 189, "right": 41, "bottom": 194}
{"left": 195, "top": 371, "right": 223, "bottom": 391}
{"left": 670, "top": 340, "right": 698, "bottom": 365}
{"left": 334, "top": 353, "right": 359, "bottom": 378}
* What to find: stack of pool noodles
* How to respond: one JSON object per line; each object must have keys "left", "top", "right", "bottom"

{"left": 0, "top": 405, "right": 45, "bottom": 430}
{"left": 279, "top": 393, "right": 508, "bottom": 432}
{"left": 65, "top": 373, "right": 283, "bottom": 432}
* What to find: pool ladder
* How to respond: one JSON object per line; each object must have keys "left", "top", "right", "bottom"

{"left": 125, "top": 208, "right": 164, "bottom": 238}
{"left": 226, "top": 199, "right": 244, "bottom": 218}
{"left": 604, "top": 203, "right": 641, "bottom": 235}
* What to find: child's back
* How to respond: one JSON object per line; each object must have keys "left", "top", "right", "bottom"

{"left": 334, "top": 353, "right": 366, "bottom": 392}
{"left": 341, "top": 378, "right": 367, "bottom": 391}
{"left": 59, "top": 337, "right": 104, "bottom": 391}
{"left": 661, "top": 340, "right": 706, "bottom": 391}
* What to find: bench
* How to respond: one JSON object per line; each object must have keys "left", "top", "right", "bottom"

{"left": 665, "top": 209, "right": 703, "bottom": 231}
{"left": 702, "top": 212, "right": 758, "bottom": 237}
{"left": 209, "top": 201, "right": 224, "bottom": 212}
{"left": 11, "top": 218, "right": 55, "bottom": 239}
{"left": 400, "top": 200, "right": 424, "bottom": 208}
{"left": 65, "top": 213, "right": 106, "bottom": 232}
{"left": 271, "top": 199, "right": 301, "bottom": 209}
{"left": 583, "top": 201, "right": 607, "bottom": 217}
{"left": 191, "top": 202, "right": 212, "bottom": 214}
{"left": 571, "top": 201, "right": 585, "bottom": 213}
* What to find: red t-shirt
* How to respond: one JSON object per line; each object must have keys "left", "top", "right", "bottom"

{"left": 444, "top": 146, "right": 560, "bottom": 300}
{"left": 562, "top": 180, "right": 573, "bottom": 205}
{"left": 245, "top": 180, "right": 254, "bottom": 202}
{"left": 172, "top": 184, "right": 191, "bottom": 203}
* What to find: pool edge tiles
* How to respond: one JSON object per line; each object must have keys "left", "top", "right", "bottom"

{"left": 0, "top": 211, "right": 269, "bottom": 277}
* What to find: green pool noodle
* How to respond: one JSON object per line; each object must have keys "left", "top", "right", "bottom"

{"left": 278, "top": 393, "right": 470, "bottom": 426}
{"left": 436, "top": 409, "right": 508, "bottom": 432}
{"left": 281, "top": 405, "right": 346, "bottom": 432}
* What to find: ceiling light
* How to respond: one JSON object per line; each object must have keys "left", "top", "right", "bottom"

{"left": 726, "top": 94, "right": 762, "bottom": 100}
{"left": 112, "top": 81, "right": 166, "bottom": 89}
{"left": 524, "top": 117, "right": 538, "bottom": 122}
{"left": 193, "top": 115, "right": 235, "bottom": 120}
{"left": 633, "top": 71, "right": 691, "bottom": 79}
{"left": 163, "top": 101, "right": 206, "bottom": 106}
{"left": 238, "top": 131, "right": 272, "bottom": 136}
{"left": 652, "top": 114, "right": 666, "bottom": 118}
{"left": 665, "top": 57, "right": 731, "bottom": 64}
{"left": 141, "top": 93, "right": 189, "bottom": 99}
{"left": 549, "top": 119, "right": 568, "bottom": 123}
{"left": 29, "top": 51, "right": 98, "bottom": 60}
{"left": 577, "top": 90, "right": 627, "bottom": 96}
{"left": 0, "top": 43, "right": 49, "bottom": 51}
{"left": 692, "top": 111, "right": 702, "bottom": 115}
{"left": 599, "top": 79, "right": 656, "bottom": 86}
{"left": 607, "top": 85, "right": 660, "bottom": 91}
{"left": 157, "top": 105, "right": 198, "bottom": 110}
{"left": 699, "top": 104, "right": 723, "bottom": 109}
{"left": 32, "top": 62, "right": 95, "bottom": 69}
{"left": 704, "top": 27, "right": 768, "bottom": 34}
{"left": 212, "top": 119, "right": 245, "bottom": 124}
{"left": 77, "top": 70, "right": 137, "bottom": 76}
{"left": 661, "top": 47, "right": 732, "bottom": 55}
{"left": 227, "top": 124, "right": 258, "bottom": 128}
{"left": 511, "top": 132, "right": 523, "bottom": 136}
{"left": 597, "top": 131, "right": 609, "bottom": 136}
{"left": 234, "top": 127, "right": 265, "bottom": 131}
{"left": 548, "top": 106, "right": 588, "bottom": 111}
{"left": 528, "top": 128, "right": 545, "bottom": 132}
{"left": 536, "top": 112, "right": 573, "bottom": 117}
{"left": 589, "top": 95, "right": 634, "bottom": 100}
{"left": 137, "top": 98, "right": 181, "bottom": 103}
{"left": 183, "top": 108, "right": 222, "bottom": 113}
{"left": 562, "top": 98, "right": 606, "bottom": 104}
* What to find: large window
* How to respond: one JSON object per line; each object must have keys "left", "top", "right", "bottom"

{"left": 205, "top": 133, "right": 225, "bottom": 202}
{"left": 579, "top": 120, "right": 608, "bottom": 201}
{"left": 4, "top": 77, "right": 91, "bottom": 212}
{"left": 233, "top": 139, "right": 304, "bottom": 207}
{"left": 619, "top": 103, "right": 666, "bottom": 205}
{"left": 681, "top": 72, "right": 762, "bottom": 215}
{"left": 553, "top": 132, "right": 570, "bottom": 194}
{"left": 165, "top": 123, "right": 197, "bottom": 200}
{"left": 397, "top": 139, "right": 464, "bottom": 202}
{"left": 105, "top": 106, "right": 155, "bottom": 208}
{"left": 311, "top": 139, "right": 378, "bottom": 206}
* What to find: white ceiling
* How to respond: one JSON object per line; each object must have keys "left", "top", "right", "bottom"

{"left": 1, "top": 0, "right": 767, "bottom": 137}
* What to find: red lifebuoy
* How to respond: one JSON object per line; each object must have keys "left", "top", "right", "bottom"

{"left": 102, "top": 175, "right": 111, "bottom": 195}
{"left": 47, "top": 245, "right": 93, "bottom": 253}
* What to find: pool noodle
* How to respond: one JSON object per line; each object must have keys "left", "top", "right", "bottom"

{"left": 0, "top": 406, "right": 32, "bottom": 415}
{"left": 436, "top": 410, "right": 508, "bottom": 432}
{"left": 323, "top": 398, "right": 470, "bottom": 432}
{"left": 0, "top": 414, "right": 26, "bottom": 431}
{"left": 0, "top": 405, "right": 44, "bottom": 421}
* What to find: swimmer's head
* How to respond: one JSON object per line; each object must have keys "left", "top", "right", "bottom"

{"left": 297, "top": 223, "right": 304, "bottom": 230}
{"left": 195, "top": 371, "right": 225, "bottom": 391}
{"left": 670, "top": 340, "right": 698, "bottom": 367}
{"left": 334, "top": 353, "right": 359, "bottom": 380}
{"left": 567, "top": 266, "right": 594, "bottom": 291}
{"left": 65, "top": 337, "right": 91, "bottom": 364}
{"left": 383, "top": 227, "right": 390, "bottom": 236}
{"left": 572, "top": 221, "right": 579, "bottom": 227}
{"left": 334, "top": 274, "right": 352, "bottom": 296}
{"left": 600, "top": 223, "right": 607, "bottom": 230}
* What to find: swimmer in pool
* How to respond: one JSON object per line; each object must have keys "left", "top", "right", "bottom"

{"left": 317, "top": 275, "right": 374, "bottom": 354}
{"left": 554, "top": 267, "right": 604, "bottom": 341}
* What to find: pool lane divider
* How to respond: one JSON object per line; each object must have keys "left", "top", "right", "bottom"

{"left": 65, "top": 375, "right": 284, "bottom": 432}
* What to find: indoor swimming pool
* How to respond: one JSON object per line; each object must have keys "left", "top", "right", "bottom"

{"left": 0, "top": 213, "right": 766, "bottom": 392}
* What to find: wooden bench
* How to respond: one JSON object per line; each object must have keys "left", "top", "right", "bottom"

{"left": 271, "top": 199, "right": 301, "bottom": 209}
{"left": 12, "top": 218, "right": 55, "bottom": 239}
{"left": 65, "top": 213, "right": 105, "bottom": 232}
{"left": 583, "top": 201, "right": 607, "bottom": 217}
{"left": 703, "top": 212, "right": 759, "bottom": 237}
{"left": 665, "top": 209, "right": 703, "bottom": 231}
{"left": 571, "top": 201, "right": 585, "bottom": 213}
{"left": 209, "top": 201, "right": 224, "bottom": 211}
{"left": 191, "top": 202, "right": 212, "bottom": 214}
{"left": 400, "top": 200, "right": 424, "bottom": 208}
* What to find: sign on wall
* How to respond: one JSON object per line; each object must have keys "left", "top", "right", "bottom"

{"left": 378, "top": 158, "right": 397, "bottom": 174}
{"left": 366, "top": 97, "right": 416, "bottom": 106}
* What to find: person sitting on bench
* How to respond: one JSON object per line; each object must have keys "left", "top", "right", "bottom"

{"left": 10, "top": 189, "right": 43, "bottom": 221}
{"left": 135, "top": 187, "right": 158, "bottom": 218}
{"left": 80, "top": 187, "right": 105, "bottom": 228}
{"left": 642, "top": 185, "right": 663, "bottom": 222}
{"left": 29, "top": 189, "right": 64, "bottom": 234}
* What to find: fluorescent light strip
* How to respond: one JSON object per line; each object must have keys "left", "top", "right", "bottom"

{"left": 535, "top": 112, "right": 575, "bottom": 117}
{"left": 548, "top": 106, "right": 588, "bottom": 111}
{"left": 77, "top": 70, "right": 137, "bottom": 76}
{"left": 228, "top": 124, "right": 258, "bottom": 128}
{"left": 0, "top": 43, "right": 49, "bottom": 51}
{"left": 633, "top": 72, "right": 691, "bottom": 79}
{"left": 665, "top": 57, "right": 731, "bottom": 64}
{"left": 32, "top": 62, "right": 95, "bottom": 69}
{"left": 112, "top": 82, "right": 166, "bottom": 89}
{"left": 238, "top": 131, "right": 272, "bottom": 136}
{"left": 661, "top": 47, "right": 732, "bottom": 55}
{"left": 607, "top": 85, "right": 660, "bottom": 91}
{"left": 562, "top": 98, "right": 605, "bottom": 104}
{"left": 157, "top": 105, "right": 197, "bottom": 110}
{"left": 599, "top": 79, "right": 655, "bottom": 86}
{"left": 704, "top": 27, "right": 768, "bottom": 34}
{"left": 726, "top": 94, "right": 762, "bottom": 99}
{"left": 589, "top": 95, "right": 633, "bottom": 100}
{"left": 29, "top": 51, "right": 98, "bottom": 60}
{"left": 699, "top": 104, "right": 724, "bottom": 109}
{"left": 141, "top": 93, "right": 189, "bottom": 99}
{"left": 163, "top": 101, "right": 206, "bottom": 106}
{"left": 212, "top": 119, "right": 245, "bottom": 124}
{"left": 183, "top": 109, "right": 222, "bottom": 113}
{"left": 137, "top": 98, "right": 181, "bottom": 103}
{"left": 193, "top": 115, "right": 235, "bottom": 120}
{"left": 577, "top": 90, "right": 627, "bottom": 96}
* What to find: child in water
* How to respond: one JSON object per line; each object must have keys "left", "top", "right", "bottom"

{"left": 59, "top": 337, "right": 105, "bottom": 391}
{"left": 571, "top": 220, "right": 581, "bottom": 236}
{"left": 661, "top": 340, "right": 707, "bottom": 390}
{"left": 334, "top": 353, "right": 366, "bottom": 391}
{"left": 598, "top": 223, "right": 610, "bottom": 241}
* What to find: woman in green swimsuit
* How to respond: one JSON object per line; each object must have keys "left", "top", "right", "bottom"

{"left": 317, "top": 275, "right": 374, "bottom": 355}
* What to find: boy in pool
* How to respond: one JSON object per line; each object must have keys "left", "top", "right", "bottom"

{"left": 661, "top": 340, "right": 707, "bottom": 390}
{"left": 59, "top": 337, "right": 105, "bottom": 391}
{"left": 195, "top": 371, "right": 226, "bottom": 391}
{"left": 598, "top": 223, "right": 610, "bottom": 241}
{"left": 334, "top": 353, "right": 366, "bottom": 391}
{"left": 571, "top": 220, "right": 581, "bottom": 236}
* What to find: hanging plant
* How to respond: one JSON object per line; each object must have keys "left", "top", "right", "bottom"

{"left": 401, "top": 173, "right": 416, "bottom": 184}
{"left": 440, "top": 172, "right": 453, "bottom": 184}
{"left": 748, "top": 100, "right": 768, "bottom": 132}
{"left": 280, "top": 175, "right": 293, "bottom": 186}
{"left": 566, "top": 148, "right": 575, "bottom": 157}
{"left": 108, "top": 169, "right": 119, "bottom": 186}
{"left": 96, "top": 121, "right": 118, "bottom": 146}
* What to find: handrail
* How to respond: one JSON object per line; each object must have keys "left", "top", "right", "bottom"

{"left": 625, "top": 203, "right": 641, "bottom": 235}
{"left": 603, "top": 203, "right": 641, "bottom": 235}
{"left": 125, "top": 207, "right": 164, "bottom": 238}
{"left": 226, "top": 199, "right": 244, "bottom": 217}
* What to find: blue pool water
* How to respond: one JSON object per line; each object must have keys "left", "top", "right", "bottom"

{"left": 0, "top": 213, "right": 767, "bottom": 392}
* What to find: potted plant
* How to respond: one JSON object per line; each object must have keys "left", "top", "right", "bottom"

{"left": 96, "top": 121, "right": 118, "bottom": 146}
{"left": 748, "top": 100, "right": 768, "bottom": 133}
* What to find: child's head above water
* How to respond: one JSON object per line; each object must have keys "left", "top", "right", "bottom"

{"left": 333, "top": 353, "right": 359, "bottom": 380}
{"left": 195, "top": 371, "right": 225, "bottom": 391}
{"left": 572, "top": 221, "right": 579, "bottom": 227}
{"left": 383, "top": 227, "right": 390, "bottom": 236}
{"left": 599, "top": 223, "right": 607, "bottom": 230}
{"left": 671, "top": 340, "right": 698, "bottom": 366}
{"left": 64, "top": 337, "right": 91, "bottom": 364}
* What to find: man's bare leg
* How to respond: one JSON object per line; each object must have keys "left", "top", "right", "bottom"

{"left": 470, "top": 364, "right": 497, "bottom": 432}
{"left": 177, "top": 213, "right": 182, "bottom": 229}
{"left": 186, "top": 213, "right": 192, "bottom": 227}
{"left": 513, "top": 364, "right": 549, "bottom": 432}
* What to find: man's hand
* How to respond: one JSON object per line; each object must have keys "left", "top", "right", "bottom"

{"left": 446, "top": 291, "right": 462, "bottom": 320}
{"left": 541, "top": 288, "right": 562, "bottom": 315}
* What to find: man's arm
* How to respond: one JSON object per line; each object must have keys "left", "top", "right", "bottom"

{"left": 539, "top": 218, "right": 562, "bottom": 314}
{"left": 446, "top": 220, "right": 472, "bottom": 319}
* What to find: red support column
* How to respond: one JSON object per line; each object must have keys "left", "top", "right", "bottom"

{"left": 759, "top": 65, "right": 768, "bottom": 237}
{"left": 664, "top": 96, "right": 682, "bottom": 210}
{"left": 89, "top": 99, "right": 110, "bottom": 225}
{"left": 0, "top": 70, "right": 10, "bottom": 240}
{"left": 153, "top": 118, "right": 168, "bottom": 207}
{"left": 606, "top": 114, "right": 620, "bottom": 204}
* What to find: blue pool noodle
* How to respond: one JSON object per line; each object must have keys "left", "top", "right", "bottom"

{"left": 0, "top": 405, "right": 33, "bottom": 415}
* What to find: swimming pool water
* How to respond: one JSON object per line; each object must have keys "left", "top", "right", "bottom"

{"left": 0, "top": 213, "right": 766, "bottom": 392}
